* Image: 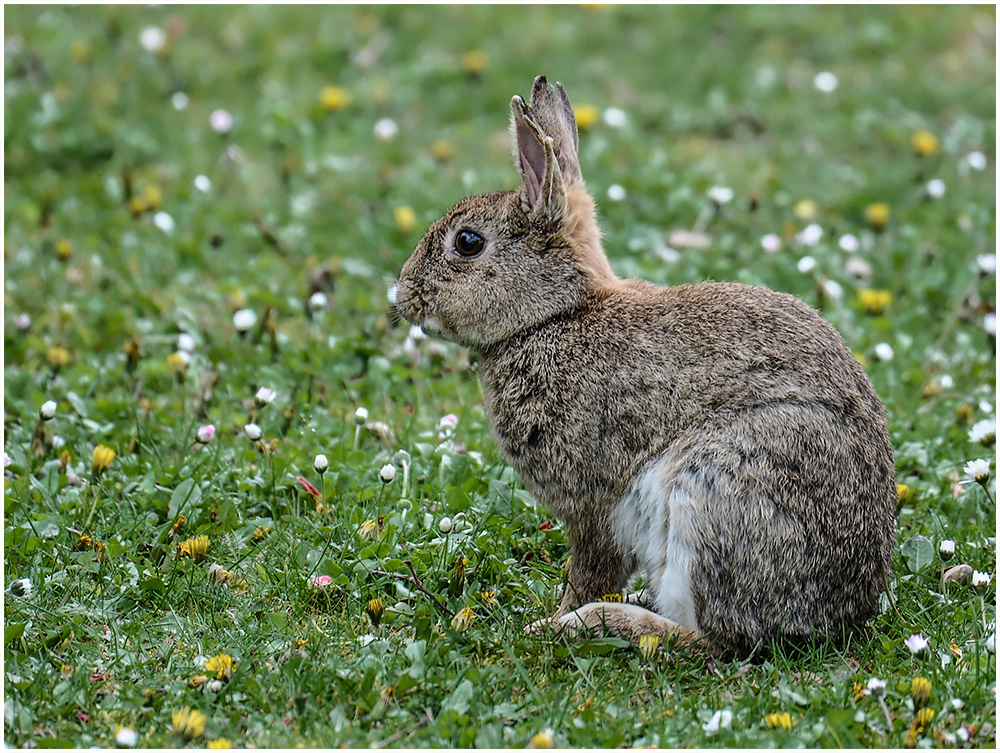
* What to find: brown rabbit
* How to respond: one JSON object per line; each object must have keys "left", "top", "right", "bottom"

{"left": 393, "top": 76, "right": 896, "bottom": 657}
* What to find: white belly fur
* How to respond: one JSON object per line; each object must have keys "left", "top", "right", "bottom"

{"left": 610, "top": 459, "right": 700, "bottom": 633}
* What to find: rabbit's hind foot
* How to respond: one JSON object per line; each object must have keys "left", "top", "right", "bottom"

{"left": 528, "top": 602, "right": 700, "bottom": 647}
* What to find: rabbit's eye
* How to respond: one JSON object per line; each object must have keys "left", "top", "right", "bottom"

{"left": 453, "top": 230, "right": 486, "bottom": 258}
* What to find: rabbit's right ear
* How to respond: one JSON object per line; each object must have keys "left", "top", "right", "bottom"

{"left": 511, "top": 76, "right": 582, "bottom": 226}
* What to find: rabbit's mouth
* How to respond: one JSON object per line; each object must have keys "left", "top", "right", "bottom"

{"left": 391, "top": 281, "right": 450, "bottom": 341}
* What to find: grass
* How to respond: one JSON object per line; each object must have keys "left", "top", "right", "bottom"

{"left": 3, "top": 5, "right": 996, "bottom": 749}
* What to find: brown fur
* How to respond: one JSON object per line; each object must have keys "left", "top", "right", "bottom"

{"left": 394, "top": 76, "right": 896, "bottom": 657}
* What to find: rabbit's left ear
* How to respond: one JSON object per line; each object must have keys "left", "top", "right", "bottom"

{"left": 511, "top": 77, "right": 581, "bottom": 224}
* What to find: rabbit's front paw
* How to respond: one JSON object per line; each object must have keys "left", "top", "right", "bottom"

{"left": 525, "top": 615, "right": 562, "bottom": 635}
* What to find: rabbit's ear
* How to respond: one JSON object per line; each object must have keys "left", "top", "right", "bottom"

{"left": 511, "top": 76, "right": 582, "bottom": 224}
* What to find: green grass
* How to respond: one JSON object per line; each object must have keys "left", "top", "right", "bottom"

{"left": 3, "top": 5, "right": 996, "bottom": 748}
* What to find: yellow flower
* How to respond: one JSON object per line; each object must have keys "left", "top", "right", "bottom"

{"left": 47, "top": 346, "right": 70, "bottom": 370}
{"left": 910, "top": 676, "right": 932, "bottom": 708}
{"left": 143, "top": 186, "right": 162, "bottom": 211}
{"left": 366, "top": 597, "right": 385, "bottom": 627}
{"left": 451, "top": 605, "right": 475, "bottom": 632}
{"left": 128, "top": 196, "right": 148, "bottom": 216}
{"left": 206, "top": 739, "right": 232, "bottom": 749}
{"left": 55, "top": 238, "right": 72, "bottom": 260}
{"left": 430, "top": 139, "right": 454, "bottom": 162}
{"left": 794, "top": 199, "right": 819, "bottom": 221}
{"left": 178, "top": 535, "right": 210, "bottom": 562}
{"left": 526, "top": 730, "right": 555, "bottom": 749}
{"left": 857, "top": 289, "right": 892, "bottom": 316}
{"left": 358, "top": 519, "right": 379, "bottom": 540}
{"left": 865, "top": 202, "right": 890, "bottom": 232}
{"left": 188, "top": 674, "right": 208, "bottom": 689}
{"left": 320, "top": 85, "right": 349, "bottom": 112}
{"left": 394, "top": 206, "right": 417, "bottom": 234}
{"left": 911, "top": 130, "right": 940, "bottom": 157}
{"left": 601, "top": 592, "right": 623, "bottom": 602}
{"left": 70, "top": 40, "right": 91, "bottom": 63}
{"left": 915, "top": 707, "right": 935, "bottom": 727}
{"left": 764, "top": 711, "right": 793, "bottom": 731}
{"left": 92, "top": 445, "right": 115, "bottom": 474}
{"left": 480, "top": 590, "right": 498, "bottom": 608}
{"left": 166, "top": 351, "right": 188, "bottom": 374}
{"left": 204, "top": 653, "right": 234, "bottom": 680}
{"left": 574, "top": 104, "right": 601, "bottom": 131}
{"left": 462, "top": 50, "right": 487, "bottom": 76}
{"left": 638, "top": 634, "right": 660, "bottom": 661}
{"left": 896, "top": 483, "right": 914, "bottom": 508}
{"left": 171, "top": 707, "right": 206, "bottom": 740}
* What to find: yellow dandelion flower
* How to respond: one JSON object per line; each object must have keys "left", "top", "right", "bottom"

{"left": 526, "top": 730, "right": 555, "bottom": 749}
{"left": 480, "top": 590, "right": 498, "bottom": 608}
{"left": 462, "top": 50, "right": 487, "bottom": 76}
{"left": 320, "top": 85, "right": 349, "bottom": 112}
{"left": 47, "top": 346, "right": 70, "bottom": 370}
{"left": 171, "top": 707, "right": 207, "bottom": 740}
{"left": 865, "top": 202, "right": 890, "bottom": 232}
{"left": 143, "top": 186, "right": 162, "bottom": 211}
{"left": 638, "top": 634, "right": 660, "bottom": 661}
{"left": 204, "top": 653, "right": 234, "bottom": 680}
{"left": 764, "top": 711, "right": 793, "bottom": 731}
{"left": 430, "top": 139, "right": 454, "bottom": 161}
{"left": 574, "top": 104, "right": 601, "bottom": 131}
{"left": 857, "top": 288, "right": 892, "bottom": 316}
{"left": 601, "top": 592, "right": 623, "bottom": 602}
{"left": 358, "top": 518, "right": 379, "bottom": 540}
{"left": 896, "top": 483, "right": 913, "bottom": 508}
{"left": 911, "top": 130, "right": 939, "bottom": 157}
{"left": 70, "top": 40, "right": 91, "bottom": 63}
{"left": 451, "top": 605, "right": 475, "bottom": 632}
{"left": 903, "top": 723, "right": 919, "bottom": 749}
{"left": 366, "top": 597, "right": 385, "bottom": 627}
{"left": 794, "top": 199, "right": 819, "bottom": 221}
{"left": 166, "top": 351, "right": 188, "bottom": 375}
{"left": 851, "top": 681, "right": 866, "bottom": 703}
{"left": 910, "top": 676, "right": 931, "bottom": 708}
{"left": 128, "top": 196, "right": 148, "bottom": 216}
{"left": 252, "top": 526, "right": 270, "bottom": 543}
{"left": 178, "top": 535, "right": 210, "bottom": 562}
{"left": 188, "top": 674, "right": 208, "bottom": 689}
{"left": 915, "top": 707, "right": 935, "bottom": 728}
{"left": 55, "top": 238, "right": 72, "bottom": 260}
{"left": 206, "top": 739, "right": 233, "bottom": 749}
{"left": 394, "top": 206, "right": 417, "bottom": 234}
{"left": 75, "top": 533, "right": 94, "bottom": 551}
{"left": 92, "top": 445, "right": 115, "bottom": 474}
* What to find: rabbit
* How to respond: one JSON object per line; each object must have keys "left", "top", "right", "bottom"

{"left": 393, "top": 76, "right": 897, "bottom": 658}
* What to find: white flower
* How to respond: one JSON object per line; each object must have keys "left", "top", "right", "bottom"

{"left": 379, "top": 463, "right": 396, "bottom": 484}
{"left": 797, "top": 224, "right": 823, "bottom": 246}
{"left": 3, "top": 452, "right": 10, "bottom": 468}
{"left": 153, "top": 212, "right": 175, "bottom": 234}
{"left": 177, "top": 333, "right": 196, "bottom": 353}
{"left": 971, "top": 570, "right": 991, "bottom": 589}
{"left": 939, "top": 539, "right": 956, "bottom": 559}
{"left": 838, "top": 233, "right": 860, "bottom": 253}
{"left": 966, "top": 151, "right": 987, "bottom": 171}
{"left": 15, "top": 313, "right": 31, "bottom": 331}
{"left": 950, "top": 698, "right": 964, "bottom": 710}
{"left": 606, "top": 184, "right": 626, "bottom": 202}
{"left": 171, "top": 91, "right": 189, "bottom": 111}
{"left": 244, "top": 423, "right": 262, "bottom": 441}
{"left": 797, "top": 256, "right": 817, "bottom": 274}
{"left": 958, "top": 728, "right": 970, "bottom": 743}
{"left": 314, "top": 454, "right": 328, "bottom": 474}
{"left": 977, "top": 254, "right": 997, "bottom": 276}
{"left": 196, "top": 424, "right": 216, "bottom": 444}
{"left": 115, "top": 726, "right": 138, "bottom": 747}
{"left": 968, "top": 419, "right": 996, "bottom": 445}
{"left": 821, "top": 279, "right": 843, "bottom": 300}
{"left": 9, "top": 577, "right": 32, "bottom": 598}
{"left": 985, "top": 313, "right": 997, "bottom": 336}
{"left": 874, "top": 343, "right": 894, "bottom": 362}
{"left": 939, "top": 375, "right": 954, "bottom": 389}
{"left": 210, "top": 109, "right": 233, "bottom": 135}
{"left": 233, "top": 308, "right": 257, "bottom": 333}
{"left": 354, "top": 407, "right": 369, "bottom": 426}
{"left": 760, "top": 233, "right": 782, "bottom": 254}
{"left": 40, "top": 400, "right": 57, "bottom": 421}
{"left": 926, "top": 179, "right": 946, "bottom": 199}
{"left": 139, "top": 26, "right": 166, "bottom": 53}
{"left": 813, "top": 71, "right": 839, "bottom": 93}
{"left": 987, "top": 633, "right": 996, "bottom": 653}
{"left": 844, "top": 256, "right": 873, "bottom": 281}
{"left": 308, "top": 291, "right": 328, "bottom": 311}
{"left": 255, "top": 387, "right": 276, "bottom": 405}
{"left": 439, "top": 517, "right": 453, "bottom": 533}
{"left": 964, "top": 458, "right": 991, "bottom": 483}
{"left": 707, "top": 186, "right": 734, "bottom": 205}
{"left": 193, "top": 175, "right": 211, "bottom": 193}
{"left": 866, "top": 677, "right": 887, "bottom": 697}
{"left": 905, "top": 633, "right": 929, "bottom": 655}
{"left": 437, "top": 414, "right": 459, "bottom": 440}
{"left": 51, "top": 435, "right": 65, "bottom": 449}
{"left": 702, "top": 709, "right": 733, "bottom": 733}
{"left": 602, "top": 107, "right": 627, "bottom": 128}
{"left": 374, "top": 117, "right": 399, "bottom": 142}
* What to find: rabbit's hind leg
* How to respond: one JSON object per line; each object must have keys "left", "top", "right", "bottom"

{"left": 555, "top": 602, "right": 701, "bottom": 646}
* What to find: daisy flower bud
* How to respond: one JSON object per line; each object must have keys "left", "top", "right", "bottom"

{"left": 866, "top": 677, "right": 887, "bottom": 697}
{"left": 210, "top": 108, "right": 233, "bottom": 135}
{"left": 439, "top": 517, "right": 453, "bottom": 533}
{"left": 314, "top": 454, "right": 329, "bottom": 474}
{"left": 244, "top": 423, "right": 262, "bottom": 441}
{"left": 374, "top": 118, "right": 399, "bottom": 142}
{"left": 307, "top": 291, "right": 328, "bottom": 312}
{"left": 9, "top": 577, "right": 32, "bottom": 598}
{"left": 233, "top": 308, "right": 257, "bottom": 334}
{"left": 40, "top": 400, "right": 57, "bottom": 421}
{"left": 254, "top": 387, "right": 276, "bottom": 405}
{"left": 196, "top": 424, "right": 216, "bottom": 444}
{"left": 760, "top": 233, "right": 782, "bottom": 254}
{"left": 353, "top": 407, "right": 368, "bottom": 426}
{"left": 379, "top": 463, "right": 395, "bottom": 484}
{"left": 114, "top": 725, "right": 138, "bottom": 747}
{"left": 939, "top": 539, "right": 955, "bottom": 561}
{"left": 177, "top": 333, "right": 196, "bottom": 353}
{"left": 905, "top": 633, "right": 929, "bottom": 656}
{"left": 971, "top": 570, "right": 991, "bottom": 591}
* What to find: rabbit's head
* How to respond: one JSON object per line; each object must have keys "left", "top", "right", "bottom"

{"left": 394, "top": 76, "right": 617, "bottom": 349}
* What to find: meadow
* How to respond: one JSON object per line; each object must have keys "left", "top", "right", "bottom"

{"left": 3, "top": 5, "right": 996, "bottom": 748}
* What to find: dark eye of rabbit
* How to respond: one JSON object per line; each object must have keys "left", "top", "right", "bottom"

{"left": 453, "top": 230, "right": 486, "bottom": 257}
